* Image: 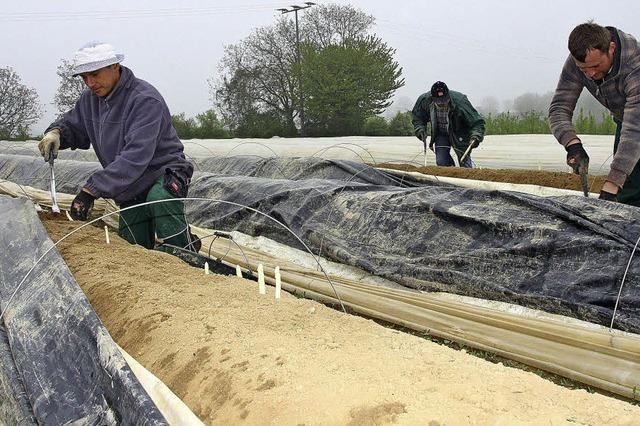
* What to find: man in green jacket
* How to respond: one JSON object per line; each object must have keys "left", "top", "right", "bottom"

{"left": 549, "top": 22, "right": 640, "bottom": 204}
{"left": 412, "top": 81, "right": 486, "bottom": 167}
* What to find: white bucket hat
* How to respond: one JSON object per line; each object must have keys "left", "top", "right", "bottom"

{"left": 72, "top": 41, "right": 124, "bottom": 76}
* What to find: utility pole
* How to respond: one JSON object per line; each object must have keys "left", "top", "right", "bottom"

{"left": 276, "top": 2, "right": 315, "bottom": 136}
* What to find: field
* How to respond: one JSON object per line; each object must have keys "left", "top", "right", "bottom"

{"left": 1, "top": 134, "right": 638, "bottom": 424}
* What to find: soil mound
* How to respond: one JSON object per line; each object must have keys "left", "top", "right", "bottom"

{"left": 377, "top": 163, "right": 607, "bottom": 192}
{"left": 42, "top": 216, "right": 640, "bottom": 424}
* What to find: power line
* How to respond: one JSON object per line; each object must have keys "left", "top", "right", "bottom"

{"left": 375, "top": 18, "right": 557, "bottom": 63}
{"left": 0, "top": 4, "right": 286, "bottom": 22}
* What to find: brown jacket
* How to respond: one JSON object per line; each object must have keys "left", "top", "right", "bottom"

{"left": 549, "top": 27, "right": 640, "bottom": 187}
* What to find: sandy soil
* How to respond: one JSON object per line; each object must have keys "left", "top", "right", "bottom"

{"left": 41, "top": 215, "right": 639, "bottom": 425}
{"left": 377, "top": 163, "right": 607, "bottom": 193}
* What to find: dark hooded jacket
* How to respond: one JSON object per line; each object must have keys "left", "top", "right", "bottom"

{"left": 411, "top": 90, "right": 486, "bottom": 152}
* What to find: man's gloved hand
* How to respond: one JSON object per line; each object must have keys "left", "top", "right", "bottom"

{"left": 70, "top": 190, "right": 96, "bottom": 221}
{"left": 469, "top": 137, "right": 481, "bottom": 149}
{"left": 163, "top": 168, "right": 189, "bottom": 198}
{"left": 599, "top": 189, "right": 617, "bottom": 202}
{"left": 38, "top": 130, "right": 61, "bottom": 162}
{"left": 415, "top": 128, "right": 426, "bottom": 142}
{"left": 566, "top": 142, "right": 589, "bottom": 175}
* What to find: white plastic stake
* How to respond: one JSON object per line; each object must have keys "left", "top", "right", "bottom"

{"left": 275, "top": 266, "right": 281, "bottom": 299}
{"left": 104, "top": 225, "right": 110, "bottom": 244}
{"left": 236, "top": 264, "right": 242, "bottom": 278}
{"left": 204, "top": 262, "right": 210, "bottom": 275}
{"left": 258, "top": 263, "right": 266, "bottom": 294}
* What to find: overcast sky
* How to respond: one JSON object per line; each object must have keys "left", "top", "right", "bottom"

{"left": 2, "top": 0, "right": 639, "bottom": 133}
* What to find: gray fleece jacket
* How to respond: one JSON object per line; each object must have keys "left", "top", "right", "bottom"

{"left": 47, "top": 66, "right": 193, "bottom": 204}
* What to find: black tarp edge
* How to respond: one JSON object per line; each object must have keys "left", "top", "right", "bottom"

{"left": 0, "top": 196, "right": 167, "bottom": 424}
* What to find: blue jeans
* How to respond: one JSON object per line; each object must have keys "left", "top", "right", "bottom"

{"left": 433, "top": 135, "right": 472, "bottom": 168}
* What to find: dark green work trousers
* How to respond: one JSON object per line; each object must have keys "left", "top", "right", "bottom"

{"left": 613, "top": 122, "right": 640, "bottom": 206}
{"left": 118, "top": 176, "right": 191, "bottom": 249}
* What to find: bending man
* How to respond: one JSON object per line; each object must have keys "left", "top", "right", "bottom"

{"left": 412, "top": 81, "right": 485, "bottom": 168}
{"left": 38, "top": 41, "right": 199, "bottom": 251}
{"left": 549, "top": 21, "right": 640, "bottom": 204}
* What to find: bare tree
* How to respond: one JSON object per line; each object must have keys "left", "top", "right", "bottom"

{"left": 210, "top": 4, "right": 377, "bottom": 135}
{"left": 212, "top": 18, "right": 299, "bottom": 133}
{"left": 301, "top": 4, "right": 375, "bottom": 48}
{"left": 512, "top": 92, "right": 554, "bottom": 115}
{"left": 0, "top": 67, "right": 43, "bottom": 139}
{"left": 478, "top": 96, "right": 500, "bottom": 116}
{"left": 53, "top": 59, "right": 86, "bottom": 117}
{"left": 576, "top": 91, "right": 607, "bottom": 121}
{"left": 505, "top": 90, "right": 607, "bottom": 121}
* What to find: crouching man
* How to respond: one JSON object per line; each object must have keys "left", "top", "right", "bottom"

{"left": 38, "top": 41, "right": 199, "bottom": 252}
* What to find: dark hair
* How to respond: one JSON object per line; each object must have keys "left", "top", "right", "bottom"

{"left": 430, "top": 81, "right": 449, "bottom": 97}
{"left": 568, "top": 21, "right": 611, "bottom": 62}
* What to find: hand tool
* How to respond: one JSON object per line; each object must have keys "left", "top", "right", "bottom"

{"left": 577, "top": 158, "right": 589, "bottom": 197}
{"left": 49, "top": 155, "right": 61, "bottom": 213}
{"left": 422, "top": 136, "right": 427, "bottom": 167}
{"left": 459, "top": 143, "right": 474, "bottom": 165}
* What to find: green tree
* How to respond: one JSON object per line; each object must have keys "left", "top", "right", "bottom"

{"left": 484, "top": 111, "right": 549, "bottom": 135}
{"left": 171, "top": 113, "right": 197, "bottom": 139}
{"left": 574, "top": 108, "right": 588, "bottom": 134}
{"left": 231, "top": 111, "right": 291, "bottom": 138}
{"left": 299, "top": 36, "right": 404, "bottom": 136}
{"left": 388, "top": 111, "right": 414, "bottom": 136}
{"left": 520, "top": 110, "right": 549, "bottom": 133}
{"left": 597, "top": 112, "right": 617, "bottom": 135}
{"left": 193, "top": 109, "right": 230, "bottom": 139}
{"left": 363, "top": 116, "right": 389, "bottom": 136}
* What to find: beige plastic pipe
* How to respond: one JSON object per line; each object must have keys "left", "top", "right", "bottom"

{"left": 377, "top": 167, "right": 600, "bottom": 197}
{"left": 191, "top": 227, "right": 640, "bottom": 401}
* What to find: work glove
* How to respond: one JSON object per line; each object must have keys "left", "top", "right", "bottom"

{"left": 598, "top": 189, "right": 617, "bottom": 202}
{"left": 163, "top": 168, "right": 189, "bottom": 198}
{"left": 469, "top": 137, "right": 481, "bottom": 149}
{"left": 566, "top": 143, "right": 589, "bottom": 175}
{"left": 38, "top": 130, "right": 61, "bottom": 162}
{"left": 70, "top": 190, "right": 96, "bottom": 221}
{"left": 415, "top": 128, "right": 426, "bottom": 142}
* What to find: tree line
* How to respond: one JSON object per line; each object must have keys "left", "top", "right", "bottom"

{"left": 0, "top": 3, "right": 618, "bottom": 140}
{"left": 170, "top": 108, "right": 617, "bottom": 138}
{"left": 483, "top": 109, "right": 617, "bottom": 135}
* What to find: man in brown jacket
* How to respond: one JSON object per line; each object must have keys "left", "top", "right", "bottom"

{"left": 549, "top": 22, "right": 640, "bottom": 205}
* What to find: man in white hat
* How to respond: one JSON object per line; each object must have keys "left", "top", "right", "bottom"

{"left": 38, "top": 41, "right": 199, "bottom": 252}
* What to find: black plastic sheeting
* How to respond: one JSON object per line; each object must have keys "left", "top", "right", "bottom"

{"left": 0, "top": 143, "right": 99, "bottom": 162}
{"left": 194, "top": 155, "right": 431, "bottom": 187}
{"left": 0, "top": 196, "right": 167, "bottom": 424}
{"left": 0, "top": 327, "right": 34, "bottom": 423}
{"left": 0, "top": 152, "right": 430, "bottom": 188}
{"left": 1, "top": 154, "right": 639, "bottom": 333}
